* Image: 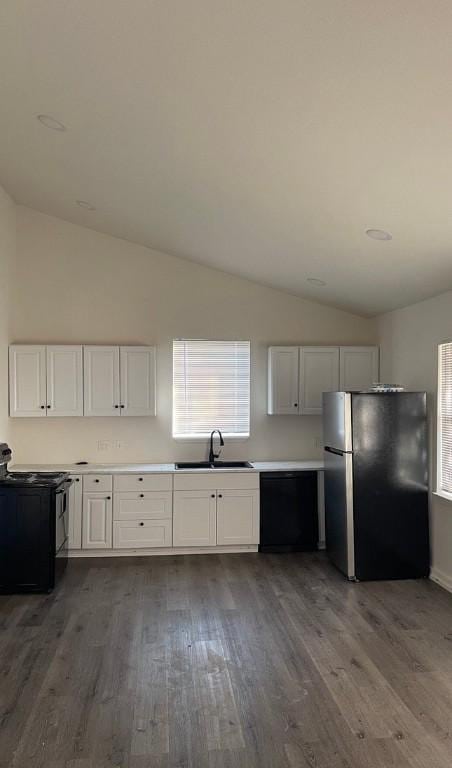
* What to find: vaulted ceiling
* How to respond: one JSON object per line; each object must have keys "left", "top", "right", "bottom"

{"left": 1, "top": 1, "right": 452, "bottom": 316}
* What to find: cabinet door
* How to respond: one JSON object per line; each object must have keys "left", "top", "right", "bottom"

{"left": 68, "top": 475, "right": 82, "bottom": 549}
{"left": 9, "top": 346, "right": 46, "bottom": 417}
{"left": 83, "top": 346, "right": 120, "bottom": 417}
{"left": 47, "top": 346, "right": 83, "bottom": 417}
{"left": 299, "top": 347, "right": 339, "bottom": 415}
{"left": 82, "top": 493, "right": 113, "bottom": 549}
{"left": 120, "top": 346, "right": 156, "bottom": 416}
{"left": 216, "top": 489, "right": 259, "bottom": 545}
{"left": 173, "top": 490, "right": 217, "bottom": 547}
{"left": 339, "top": 347, "right": 379, "bottom": 391}
{"left": 268, "top": 347, "right": 299, "bottom": 414}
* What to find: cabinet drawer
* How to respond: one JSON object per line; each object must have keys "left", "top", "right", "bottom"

{"left": 113, "top": 519, "right": 172, "bottom": 549}
{"left": 173, "top": 471, "right": 259, "bottom": 492}
{"left": 113, "top": 491, "right": 172, "bottom": 521}
{"left": 83, "top": 474, "right": 112, "bottom": 492}
{"left": 114, "top": 473, "right": 172, "bottom": 492}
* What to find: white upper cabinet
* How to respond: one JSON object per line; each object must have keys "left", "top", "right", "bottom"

{"left": 84, "top": 345, "right": 156, "bottom": 417}
{"left": 268, "top": 347, "right": 300, "bottom": 414}
{"left": 339, "top": 346, "right": 379, "bottom": 391}
{"left": 120, "top": 346, "right": 156, "bottom": 416}
{"left": 83, "top": 346, "right": 121, "bottom": 417}
{"left": 9, "top": 345, "right": 47, "bottom": 417}
{"left": 268, "top": 345, "right": 379, "bottom": 415}
{"left": 47, "top": 346, "right": 83, "bottom": 417}
{"left": 10, "top": 344, "right": 156, "bottom": 418}
{"left": 299, "top": 347, "right": 339, "bottom": 415}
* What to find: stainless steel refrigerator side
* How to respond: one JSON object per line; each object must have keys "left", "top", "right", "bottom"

{"left": 322, "top": 392, "right": 353, "bottom": 452}
{"left": 323, "top": 392, "right": 355, "bottom": 580}
{"left": 345, "top": 451, "right": 355, "bottom": 580}
{"left": 323, "top": 448, "right": 356, "bottom": 580}
{"left": 344, "top": 392, "right": 355, "bottom": 579}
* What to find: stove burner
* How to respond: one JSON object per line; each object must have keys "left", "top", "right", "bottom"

{"left": 1, "top": 472, "right": 70, "bottom": 487}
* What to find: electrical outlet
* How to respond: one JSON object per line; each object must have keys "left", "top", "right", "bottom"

{"left": 314, "top": 436, "right": 321, "bottom": 449}
{"left": 97, "top": 440, "right": 110, "bottom": 451}
{"left": 111, "top": 440, "right": 123, "bottom": 450}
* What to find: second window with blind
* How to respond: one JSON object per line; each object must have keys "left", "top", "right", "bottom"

{"left": 172, "top": 340, "right": 251, "bottom": 439}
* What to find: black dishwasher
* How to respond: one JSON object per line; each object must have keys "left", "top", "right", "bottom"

{"left": 259, "top": 471, "right": 318, "bottom": 552}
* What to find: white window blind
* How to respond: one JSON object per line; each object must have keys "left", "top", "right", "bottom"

{"left": 438, "top": 342, "right": 452, "bottom": 494}
{"left": 173, "top": 340, "right": 250, "bottom": 438}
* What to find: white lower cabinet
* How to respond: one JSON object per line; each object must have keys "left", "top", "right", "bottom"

{"left": 82, "top": 492, "right": 113, "bottom": 549}
{"left": 113, "top": 519, "right": 172, "bottom": 548}
{"left": 71, "top": 471, "right": 259, "bottom": 553}
{"left": 173, "top": 474, "right": 260, "bottom": 548}
{"left": 113, "top": 490, "right": 172, "bottom": 548}
{"left": 114, "top": 491, "right": 172, "bottom": 521}
{"left": 173, "top": 490, "right": 217, "bottom": 546}
{"left": 68, "top": 475, "right": 82, "bottom": 549}
{"left": 216, "top": 489, "right": 259, "bottom": 545}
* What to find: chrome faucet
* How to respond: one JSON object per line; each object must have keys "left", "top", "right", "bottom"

{"left": 209, "top": 429, "right": 224, "bottom": 464}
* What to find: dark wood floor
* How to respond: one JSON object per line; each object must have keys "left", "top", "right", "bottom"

{"left": 1, "top": 553, "right": 452, "bottom": 767}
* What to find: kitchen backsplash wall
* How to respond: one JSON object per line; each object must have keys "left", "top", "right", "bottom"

{"left": 10, "top": 206, "right": 377, "bottom": 463}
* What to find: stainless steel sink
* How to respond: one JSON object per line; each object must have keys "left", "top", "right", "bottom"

{"left": 175, "top": 461, "right": 253, "bottom": 470}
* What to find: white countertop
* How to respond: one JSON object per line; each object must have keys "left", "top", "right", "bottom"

{"left": 10, "top": 462, "right": 176, "bottom": 474}
{"left": 10, "top": 459, "right": 323, "bottom": 474}
{"left": 251, "top": 460, "right": 324, "bottom": 471}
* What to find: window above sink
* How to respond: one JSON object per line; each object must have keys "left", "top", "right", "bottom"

{"left": 172, "top": 340, "right": 251, "bottom": 439}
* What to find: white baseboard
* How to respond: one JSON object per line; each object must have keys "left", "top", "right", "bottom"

{"left": 68, "top": 544, "right": 258, "bottom": 558}
{"left": 430, "top": 566, "right": 452, "bottom": 594}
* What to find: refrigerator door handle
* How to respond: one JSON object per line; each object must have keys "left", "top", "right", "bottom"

{"left": 325, "top": 446, "right": 349, "bottom": 456}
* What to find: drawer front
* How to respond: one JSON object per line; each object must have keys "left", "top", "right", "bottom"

{"left": 114, "top": 473, "right": 172, "bottom": 492}
{"left": 83, "top": 474, "right": 112, "bottom": 492}
{"left": 173, "top": 471, "right": 259, "bottom": 492}
{"left": 113, "top": 519, "right": 172, "bottom": 549}
{"left": 113, "top": 491, "right": 172, "bottom": 521}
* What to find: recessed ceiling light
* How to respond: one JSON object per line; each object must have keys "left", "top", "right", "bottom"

{"left": 37, "top": 114, "right": 66, "bottom": 131}
{"left": 366, "top": 228, "right": 392, "bottom": 241}
{"left": 307, "top": 277, "right": 326, "bottom": 287}
{"left": 76, "top": 200, "right": 96, "bottom": 211}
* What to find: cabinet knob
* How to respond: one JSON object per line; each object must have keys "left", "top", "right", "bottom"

{"left": 106, "top": 496, "right": 111, "bottom": 500}
{"left": 40, "top": 405, "right": 45, "bottom": 409}
{"left": 218, "top": 494, "right": 223, "bottom": 498}
{"left": 294, "top": 403, "right": 298, "bottom": 408}
{"left": 75, "top": 478, "right": 80, "bottom": 482}
{"left": 47, "top": 404, "right": 51, "bottom": 409}
{"left": 95, "top": 479, "right": 99, "bottom": 483}
{"left": 139, "top": 493, "right": 144, "bottom": 498}
{"left": 139, "top": 521, "right": 144, "bottom": 526}
{"left": 138, "top": 477, "right": 143, "bottom": 482}
{"left": 120, "top": 405, "right": 125, "bottom": 409}
{"left": 211, "top": 494, "right": 215, "bottom": 498}
{"left": 114, "top": 405, "right": 119, "bottom": 408}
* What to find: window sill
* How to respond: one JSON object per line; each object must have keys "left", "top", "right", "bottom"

{"left": 172, "top": 436, "right": 250, "bottom": 443}
{"left": 433, "top": 490, "right": 452, "bottom": 503}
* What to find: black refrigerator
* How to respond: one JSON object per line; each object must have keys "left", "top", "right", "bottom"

{"left": 322, "top": 391, "right": 429, "bottom": 581}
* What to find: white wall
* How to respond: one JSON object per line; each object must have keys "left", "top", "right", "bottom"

{"left": 378, "top": 292, "right": 452, "bottom": 589}
{"left": 10, "top": 206, "right": 377, "bottom": 463}
{"left": 0, "top": 185, "right": 15, "bottom": 444}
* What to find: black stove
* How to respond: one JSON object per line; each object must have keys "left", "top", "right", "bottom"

{"left": 0, "top": 443, "right": 72, "bottom": 593}
{"left": 1, "top": 471, "right": 70, "bottom": 487}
